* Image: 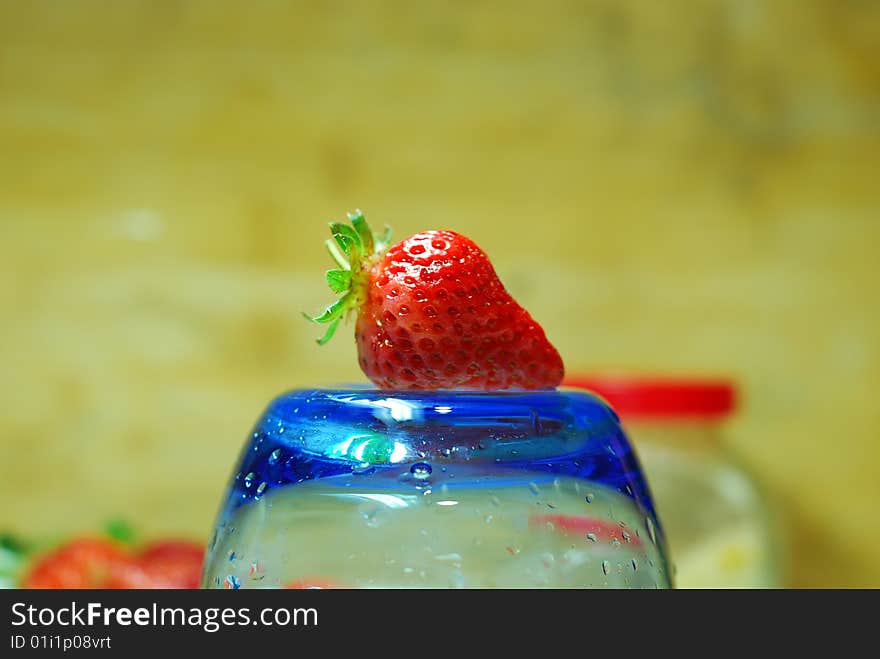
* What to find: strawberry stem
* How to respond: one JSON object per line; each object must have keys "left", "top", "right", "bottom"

{"left": 349, "top": 211, "right": 374, "bottom": 253}
{"left": 325, "top": 269, "right": 351, "bottom": 293}
{"left": 325, "top": 240, "right": 349, "bottom": 269}
{"left": 104, "top": 518, "right": 137, "bottom": 545}
{"left": 304, "top": 210, "right": 391, "bottom": 345}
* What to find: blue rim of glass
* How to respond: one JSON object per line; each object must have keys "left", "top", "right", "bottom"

{"left": 221, "top": 387, "right": 660, "bottom": 522}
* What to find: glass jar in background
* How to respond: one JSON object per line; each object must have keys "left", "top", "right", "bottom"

{"left": 565, "top": 376, "right": 781, "bottom": 588}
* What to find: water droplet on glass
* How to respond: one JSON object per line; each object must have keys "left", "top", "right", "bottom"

{"left": 410, "top": 462, "right": 432, "bottom": 480}
{"left": 602, "top": 560, "right": 610, "bottom": 576}
{"left": 362, "top": 507, "right": 383, "bottom": 528}
{"left": 586, "top": 533, "right": 597, "bottom": 543}
{"left": 268, "top": 449, "right": 282, "bottom": 465}
{"left": 646, "top": 516, "right": 657, "bottom": 545}
{"left": 224, "top": 575, "right": 241, "bottom": 590}
{"left": 585, "top": 493, "right": 594, "bottom": 503}
{"left": 256, "top": 482, "right": 267, "bottom": 497}
{"left": 244, "top": 472, "right": 255, "bottom": 489}
{"left": 631, "top": 559, "right": 638, "bottom": 571}
{"left": 484, "top": 514, "right": 494, "bottom": 524}
{"left": 490, "top": 495, "right": 501, "bottom": 507}
{"left": 528, "top": 482, "right": 540, "bottom": 496}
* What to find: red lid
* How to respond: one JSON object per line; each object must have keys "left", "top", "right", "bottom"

{"left": 564, "top": 374, "right": 737, "bottom": 421}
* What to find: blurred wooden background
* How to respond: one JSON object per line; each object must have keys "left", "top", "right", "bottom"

{"left": 1, "top": 0, "right": 878, "bottom": 586}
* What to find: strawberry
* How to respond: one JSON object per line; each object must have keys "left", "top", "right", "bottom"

{"left": 130, "top": 541, "right": 205, "bottom": 589}
{"left": 305, "top": 210, "right": 564, "bottom": 390}
{"left": 21, "top": 538, "right": 134, "bottom": 589}
{"left": 22, "top": 537, "right": 204, "bottom": 589}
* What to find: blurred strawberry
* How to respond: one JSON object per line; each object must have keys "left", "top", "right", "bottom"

{"left": 22, "top": 538, "right": 134, "bottom": 589}
{"left": 21, "top": 536, "right": 205, "bottom": 589}
{"left": 134, "top": 541, "right": 205, "bottom": 589}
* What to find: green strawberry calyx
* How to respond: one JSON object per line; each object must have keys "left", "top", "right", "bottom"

{"left": 303, "top": 210, "right": 392, "bottom": 345}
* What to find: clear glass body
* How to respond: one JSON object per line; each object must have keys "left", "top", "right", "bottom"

{"left": 202, "top": 388, "right": 672, "bottom": 589}
{"left": 628, "top": 421, "right": 780, "bottom": 588}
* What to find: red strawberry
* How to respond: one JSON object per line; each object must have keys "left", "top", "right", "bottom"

{"left": 305, "top": 210, "right": 564, "bottom": 390}
{"left": 23, "top": 537, "right": 205, "bottom": 589}
{"left": 22, "top": 538, "right": 135, "bottom": 589}
{"left": 130, "top": 541, "right": 205, "bottom": 589}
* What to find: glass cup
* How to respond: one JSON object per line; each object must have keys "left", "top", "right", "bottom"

{"left": 201, "top": 388, "right": 672, "bottom": 588}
